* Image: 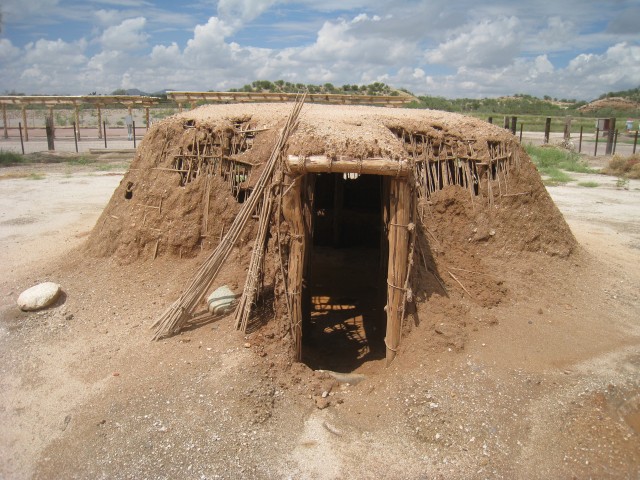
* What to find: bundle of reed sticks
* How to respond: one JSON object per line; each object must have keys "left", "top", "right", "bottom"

{"left": 151, "top": 94, "right": 306, "bottom": 340}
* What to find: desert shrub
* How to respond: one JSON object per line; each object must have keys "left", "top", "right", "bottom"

{"left": 0, "top": 150, "right": 24, "bottom": 165}
{"left": 602, "top": 153, "right": 640, "bottom": 178}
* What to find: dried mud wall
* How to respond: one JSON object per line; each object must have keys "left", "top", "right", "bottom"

{"left": 86, "top": 113, "right": 280, "bottom": 263}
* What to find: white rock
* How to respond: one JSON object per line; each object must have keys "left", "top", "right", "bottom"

{"left": 17, "top": 282, "right": 62, "bottom": 311}
{"left": 207, "top": 285, "right": 238, "bottom": 315}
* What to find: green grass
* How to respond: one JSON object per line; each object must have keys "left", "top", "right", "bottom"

{"left": 66, "top": 156, "right": 94, "bottom": 166}
{"left": 525, "top": 144, "right": 594, "bottom": 180}
{"left": 27, "top": 173, "right": 45, "bottom": 180}
{"left": 0, "top": 150, "right": 25, "bottom": 165}
{"left": 95, "top": 162, "right": 127, "bottom": 171}
{"left": 577, "top": 181, "right": 599, "bottom": 188}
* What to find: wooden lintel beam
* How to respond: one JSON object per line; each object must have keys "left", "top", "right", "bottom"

{"left": 287, "top": 155, "right": 411, "bottom": 176}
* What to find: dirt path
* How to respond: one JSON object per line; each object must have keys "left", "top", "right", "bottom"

{"left": 0, "top": 162, "right": 638, "bottom": 479}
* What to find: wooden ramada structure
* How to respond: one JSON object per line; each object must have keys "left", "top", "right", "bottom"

{"left": 0, "top": 95, "right": 159, "bottom": 140}
{"left": 90, "top": 98, "right": 531, "bottom": 366}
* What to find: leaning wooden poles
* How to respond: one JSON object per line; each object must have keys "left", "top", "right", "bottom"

{"left": 151, "top": 95, "right": 305, "bottom": 340}
{"left": 385, "top": 178, "right": 411, "bottom": 365}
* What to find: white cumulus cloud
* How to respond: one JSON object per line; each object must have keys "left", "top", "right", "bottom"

{"left": 100, "top": 17, "right": 149, "bottom": 51}
{"left": 426, "top": 16, "right": 522, "bottom": 68}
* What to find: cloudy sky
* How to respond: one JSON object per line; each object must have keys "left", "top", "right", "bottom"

{"left": 1, "top": 0, "right": 639, "bottom": 99}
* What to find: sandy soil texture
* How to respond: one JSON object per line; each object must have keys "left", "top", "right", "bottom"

{"left": 0, "top": 155, "right": 639, "bottom": 478}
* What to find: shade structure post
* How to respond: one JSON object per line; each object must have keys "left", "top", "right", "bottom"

{"left": 74, "top": 106, "right": 81, "bottom": 141}
{"left": 97, "top": 106, "right": 103, "bottom": 139}
{"left": 2, "top": 105, "right": 8, "bottom": 139}
{"left": 385, "top": 177, "right": 411, "bottom": 365}
{"left": 282, "top": 173, "right": 306, "bottom": 361}
{"left": 21, "top": 107, "right": 28, "bottom": 141}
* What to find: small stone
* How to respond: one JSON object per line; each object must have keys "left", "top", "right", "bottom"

{"left": 62, "top": 415, "right": 71, "bottom": 431}
{"left": 322, "top": 391, "right": 328, "bottom": 398}
{"left": 17, "top": 282, "right": 62, "bottom": 311}
{"left": 315, "top": 397, "right": 330, "bottom": 409}
{"left": 244, "top": 342, "right": 251, "bottom": 348}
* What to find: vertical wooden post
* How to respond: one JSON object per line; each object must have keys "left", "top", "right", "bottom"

{"left": 103, "top": 121, "right": 107, "bottom": 148}
{"left": 544, "top": 117, "right": 551, "bottom": 144}
{"left": 74, "top": 106, "right": 81, "bottom": 141}
{"left": 633, "top": 129, "right": 638, "bottom": 154}
{"left": 18, "top": 122, "right": 25, "bottom": 154}
{"left": 48, "top": 107, "right": 55, "bottom": 139}
{"left": 594, "top": 128, "right": 599, "bottom": 156}
{"left": 605, "top": 117, "right": 616, "bottom": 155}
{"left": 133, "top": 121, "right": 137, "bottom": 149}
{"left": 73, "top": 122, "right": 78, "bottom": 152}
{"left": 385, "top": 178, "right": 410, "bottom": 366}
{"left": 510, "top": 116, "right": 517, "bottom": 135}
{"left": 145, "top": 107, "right": 150, "bottom": 130}
{"left": 21, "top": 107, "right": 29, "bottom": 141}
{"left": 283, "top": 174, "right": 306, "bottom": 362}
{"left": 97, "top": 106, "right": 103, "bottom": 139}
{"left": 612, "top": 129, "right": 618, "bottom": 155}
{"left": 45, "top": 115, "right": 55, "bottom": 151}
{"left": 3, "top": 105, "right": 9, "bottom": 139}
{"left": 578, "top": 126, "right": 583, "bottom": 153}
{"left": 503, "top": 116, "right": 509, "bottom": 129}
{"left": 178, "top": 102, "right": 183, "bottom": 113}
{"left": 519, "top": 123, "right": 523, "bottom": 142}
{"left": 487, "top": 117, "right": 493, "bottom": 124}
{"left": 333, "top": 174, "right": 343, "bottom": 247}
{"left": 564, "top": 116, "right": 572, "bottom": 141}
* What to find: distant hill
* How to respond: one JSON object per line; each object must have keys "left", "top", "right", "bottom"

{"left": 578, "top": 97, "right": 639, "bottom": 113}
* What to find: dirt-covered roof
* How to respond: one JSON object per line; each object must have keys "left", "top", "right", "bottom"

{"left": 174, "top": 103, "right": 515, "bottom": 162}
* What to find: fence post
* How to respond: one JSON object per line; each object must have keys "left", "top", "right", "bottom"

{"left": 633, "top": 129, "right": 638, "bottom": 154}
{"left": 103, "top": 120, "right": 107, "bottom": 149}
{"left": 18, "top": 122, "right": 25, "bottom": 154}
{"left": 510, "top": 116, "right": 517, "bottom": 135}
{"left": 73, "top": 121, "right": 79, "bottom": 153}
{"left": 45, "top": 115, "right": 55, "bottom": 151}
{"left": 2, "top": 105, "right": 8, "bottom": 139}
{"left": 544, "top": 117, "right": 551, "bottom": 144}
{"left": 21, "top": 107, "right": 29, "bottom": 142}
{"left": 612, "top": 129, "right": 618, "bottom": 155}
{"left": 487, "top": 117, "right": 493, "bottom": 124}
{"left": 133, "top": 121, "right": 137, "bottom": 149}
{"left": 594, "top": 128, "right": 599, "bottom": 156}
{"left": 605, "top": 117, "right": 616, "bottom": 155}
{"left": 503, "top": 116, "right": 509, "bottom": 129}
{"left": 578, "top": 126, "right": 583, "bottom": 153}
{"left": 564, "top": 116, "right": 572, "bottom": 142}
{"left": 519, "top": 123, "right": 523, "bottom": 142}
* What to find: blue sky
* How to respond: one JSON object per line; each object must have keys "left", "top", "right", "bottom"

{"left": 1, "top": 0, "right": 639, "bottom": 99}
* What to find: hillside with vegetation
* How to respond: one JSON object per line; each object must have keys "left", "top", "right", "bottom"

{"left": 227, "top": 80, "right": 403, "bottom": 96}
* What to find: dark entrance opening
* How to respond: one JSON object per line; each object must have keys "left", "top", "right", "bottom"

{"left": 303, "top": 173, "right": 387, "bottom": 372}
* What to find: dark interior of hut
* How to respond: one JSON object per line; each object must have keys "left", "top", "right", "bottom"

{"left": 302, "top": 173, "right": 387, "bottom": 372}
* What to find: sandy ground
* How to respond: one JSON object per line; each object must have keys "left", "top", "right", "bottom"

{"left": 0, "top": 156, "right": 638, "bottom": 479}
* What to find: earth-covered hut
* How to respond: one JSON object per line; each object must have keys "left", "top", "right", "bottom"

{"left": 86, "top": 100, "right": 575, "bottom": 367}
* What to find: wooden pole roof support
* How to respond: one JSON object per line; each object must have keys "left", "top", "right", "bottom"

{"left": 287, "top": 155, "right": 411, "bottom": 176}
